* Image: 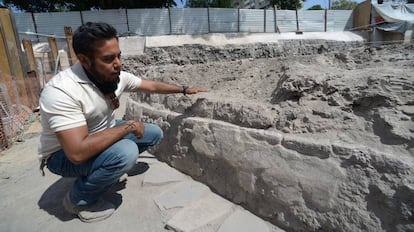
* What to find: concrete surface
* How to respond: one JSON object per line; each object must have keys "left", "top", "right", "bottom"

{"left": 0, "top": 93, "right": 282, "bottom": 232}
{"left": 116, "top": 32, "right": 366, "bottom": 57}
{"left": 144, "top": 32, "right": 365, "bottom": 48}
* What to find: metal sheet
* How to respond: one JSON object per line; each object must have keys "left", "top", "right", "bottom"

{"left": 209, "top": 8, "right": 238, "bottom": 33}
{"left": 13, "top": 8, "right": 355, "bottom": 36}
{"left": 240, "top": 9, "right": 265, "bottom": 33}
{"left": 275, "top": 10, "right": 297, "bottom": 32}
{"left": 127, "top": 9, "right": 170, "bottom": 36}
{"left": 298, "top": 10, "right": 325, "bottom": 32}
{"left": 82, "top": 9, "right": 128, "bottom": 35}
{"left": 327, "top": 10, "right": 353, "bottom": 31}
{"left": 170, "top": 8, "right": 209, "bottom": 35}
{"left": 265, "top": 9, "right": 276, "bottom": 33}
{"left": 34, "top": 11, "right": 82, "bottom": 38}
{"left": 13, "top": 13, "right": 36, "bottom": 37}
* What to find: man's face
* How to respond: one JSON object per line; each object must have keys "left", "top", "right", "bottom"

{"left": 87, "top": 38, "right": 122, "bottom": 83}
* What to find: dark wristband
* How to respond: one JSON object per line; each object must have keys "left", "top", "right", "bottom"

{"left": 182, "top": 85, "right": 188, "bottom": 95}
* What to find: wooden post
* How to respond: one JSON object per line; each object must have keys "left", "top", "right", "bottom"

{"left": 27, "top": 70, "right": 40, "bottom": 108}
{"left": 324, "top": 9, "right": 327, "bottom": 32}
{"left": 47, "top": 36, "right": 60, "bottom": 73}
{"left": 22, "top": 38, "right": 43, "bottom": 93}
{"left": 22, "top": 39, "right": 39, "bottom": 75}
{"left": 0, "top": 8, "right": 30, "bottom": 107}
{"left": 64, "top": 26, "right": 77, "bottom": 65}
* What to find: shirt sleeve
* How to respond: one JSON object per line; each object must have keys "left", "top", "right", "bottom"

{"left": 40, "top": 86, "right": 86, "bottom": 132}
{"left": 120, "top": 71, "right": 142, "bottom": 92}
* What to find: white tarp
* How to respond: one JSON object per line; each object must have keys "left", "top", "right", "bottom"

{"left": 373, "top": 3, "right": 414, "bottom": 23}
{"left": 373, "top": 3, "right": 414, "bottom": 33}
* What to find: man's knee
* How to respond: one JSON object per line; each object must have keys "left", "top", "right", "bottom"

{"left": 109, "top": 139, "right": 139, "bottom": 169}
{"left": 146, "top": 123, "right": 164, "bottom": 145}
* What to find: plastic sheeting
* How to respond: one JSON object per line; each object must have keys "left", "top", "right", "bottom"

{"left": 373, "top": 3, "right": 414, "bottom": 22}
{"left": 373, "top": 3, "right": 414, "bottom": 33}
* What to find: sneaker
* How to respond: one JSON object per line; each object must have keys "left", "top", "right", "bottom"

{"left": 63, "top": 192, "right": 115, "bottom": 223}
{"left": 118, "top": 173, "right": 128, "bottom": 183}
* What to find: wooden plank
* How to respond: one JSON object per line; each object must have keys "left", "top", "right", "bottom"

{"left": 47, "top": 36, "right": 60, "bottom": 72}
{"left": 22, "top": 39, "right": 38, "bottom": 73}
{"left": 64, "top": 26, "right": 77, "bottom": 65}
{"left": 0, "top": 8, "right": 29, "bottom": 107}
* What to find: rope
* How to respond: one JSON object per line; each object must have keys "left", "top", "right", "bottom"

{"left": 349, "top": 21, "right": 387, "bottom": 31}
{"left": 18, "top": 31, "right": 66, "bottom": 39}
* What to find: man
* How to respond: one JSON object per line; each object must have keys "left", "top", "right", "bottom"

{"left": 38, "top": 22, "right": 207, "bottom": 223}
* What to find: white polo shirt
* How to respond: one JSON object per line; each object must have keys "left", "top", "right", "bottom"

{"left": 38, "top": 62, "right": 142, "bottom": 159}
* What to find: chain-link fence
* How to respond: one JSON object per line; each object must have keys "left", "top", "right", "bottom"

{"left": 0, "top": 74, "right": 36, "bottom": 150}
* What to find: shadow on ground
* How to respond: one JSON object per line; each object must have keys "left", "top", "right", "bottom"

{"left": 37, "top": 161, "right": 150, "bottom": 222}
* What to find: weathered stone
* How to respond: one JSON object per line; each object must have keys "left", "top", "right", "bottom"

{"left": 125, "top": 42, "right": 414, "bottom": 232}
{"left": 282, "top": 135, "right": 332, "bottom": 159}
{"left": 166, "top": 193, "right": 234, "bottom": 232}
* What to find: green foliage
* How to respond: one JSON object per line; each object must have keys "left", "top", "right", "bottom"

{"left": 330, "top": 0, "right": 358, "bottom": 10}
{"left": 186, "top": 0, "right": 235, "bottom": 8}
{"left": 3, "top": 0, "right": 180, "bottom": 12}
{"left": 308, "top": 4, "right": 323, "bottom": 10}
{"left": 269, "top": 0, "right": 304, "bottom": 10}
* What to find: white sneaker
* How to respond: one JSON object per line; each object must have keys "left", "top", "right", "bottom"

{"left": 63, "top": 192, "right": 115, "bottom": 223}
{"left": 118, "top": 173, "right": 128, "bottom": 183}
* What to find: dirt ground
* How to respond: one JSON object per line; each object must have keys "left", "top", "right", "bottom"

{"left": 121, "top": 41, "right": 414, "bottom": 231}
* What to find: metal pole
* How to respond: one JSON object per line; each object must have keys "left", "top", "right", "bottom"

{"left": 125, "top": 9, "right": 130, "bottom": 34}
{"left": 295, "top": 7, "right": 302, "bottom": 34}
{"left": 237, "top": 8, "right": 240, "bottom": 33}
{"left": 80, "top": 11, "right": 84, "bottom": 25}
{"left": 207, "top": 7, "right": 210, "bottom": 33}
{"left": 168, "top": 7, "right": 172, "bottom": 35}
{"left": 31, "top": 12, "right": 39, "bottom": 42}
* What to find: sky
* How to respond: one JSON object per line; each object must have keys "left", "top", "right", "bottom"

{"left": 174, "top": 0, "right": 367, "bottom": 9}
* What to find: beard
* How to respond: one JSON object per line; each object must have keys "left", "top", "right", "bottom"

{"left": 86, "top": 62, "right": 120, "bottom": 95}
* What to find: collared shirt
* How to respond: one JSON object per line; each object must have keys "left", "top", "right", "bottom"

{"left": 38, "top": 62, "right": 142, "bottom": 159}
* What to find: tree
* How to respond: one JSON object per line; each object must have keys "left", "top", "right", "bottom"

{"left": 308, "top": 4, "right": 323, "bottom": 10}
{"left": 186, "top": 0, "right": 209, "bottom": 7}
{"left": 330, "top": 0, "right": 358, "bottom": 10}
{"left": 269, "top": 0, "right": 305, "bottom": 10}
{"left": 3, "top": 0, "right": 180, "bottom": 12}
{"left": 186, "top": 0, "right": 235, "bottom": 8}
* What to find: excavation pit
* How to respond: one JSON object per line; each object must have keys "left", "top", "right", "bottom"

{"left": 123, "top": 40, "right": 414, "bottom": 232}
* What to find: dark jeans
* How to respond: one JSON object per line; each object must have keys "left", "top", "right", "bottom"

{"left": 46, "top": 121, "right": 163, "bottom": 206}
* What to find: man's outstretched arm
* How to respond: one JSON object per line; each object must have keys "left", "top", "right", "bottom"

{"left": 138, "top": 80, "right": 208, "bottom": 95}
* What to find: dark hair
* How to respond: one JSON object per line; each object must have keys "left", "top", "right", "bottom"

{"left": 72, "top": 22, "right": 118, "bottom": 58}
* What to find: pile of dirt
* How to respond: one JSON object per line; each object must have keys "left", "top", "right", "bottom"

{"left": 124, "top": 42, "right": 414, "bottom": 156}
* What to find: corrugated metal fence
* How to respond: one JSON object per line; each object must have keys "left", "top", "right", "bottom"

{"left": 14, "top": 8, "right": 354, "bottom": 42}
